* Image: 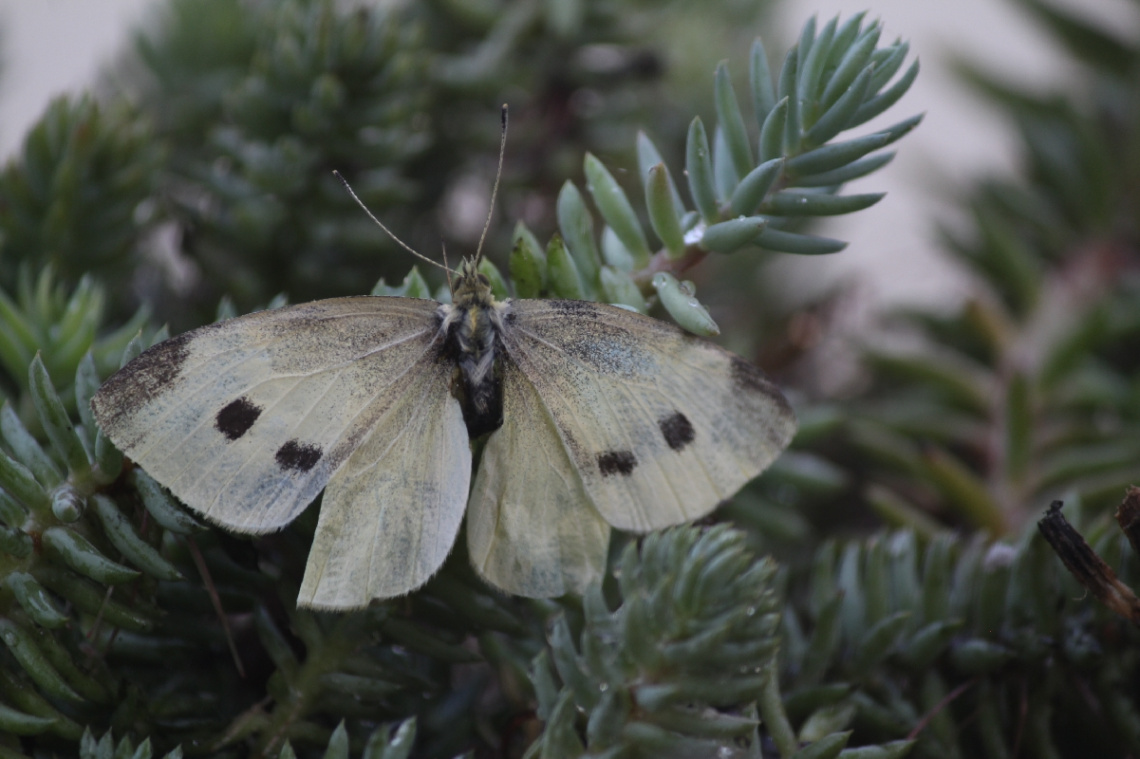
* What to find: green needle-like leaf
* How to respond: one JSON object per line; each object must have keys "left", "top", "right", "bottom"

{"left": 646, "top": 163, "right": 686, "bottom": 257}
{"left": 730, "top": 157, "right": 784, "bottom": 216}
{"left": 6, "top": 571, "right": 70, "bottom": 628}
{"left": 784, "top": 65, "right": 803, "bottom": 154}
{"left": 821, "top": 23, "right": 881, "bottom": 107}
{"left": 790, "top": 731, "right": 851, "bottom": 759}
{"left": 764, "top": 190, "right": 884, "bottom": 216}
{"left": 477, "top": 258, "right": 509, "bottom": 301}
{"left": 755, "top": 228, "right": 847, "bottom": 255}
{"left": 0, "top": 402, "right": 63, "bottom": 488}
{"left": 41, "top": 527, "right": 140, "bottom": 584}
{"left": 685, "top": 117, "right": 719, "bottom": 222}
{"left": 791, "top": 151, "right": 895, "bottom": 187}
{"left": 785, "top": 132, "right": 892, "bottom": 177}
{"left": 599, "top": 266, "right": 647, "bottom": 312}
{"left": 555, "top": 182, "right": 601, "bottom": 292}
{"left": 806, "top": 66, "right": 874, "bottom": 148}
{"left": 0, "top": 700, "right": 57, "bottom": 736}
{"left": 29, "top": 354, "right": 90, "bottom": 478}
{"left": 750, "top": 37, "right": 777, "bottom": 124}
{"left": 509, "top": 227, "right": 547, "bottom": 298}
{"left": 653, "top": 273, "right": 719, "bottom": 336}
{"left": 546, "top": 235, "right": 586, "bottom": 300}
{"left": 0, "top": 619, "right": 81, "bottom": 702}
{"left": 759, "top": 96, "right": 791, "bottom": 164}
{"left": 826, "top": 11, "right": 868, "bottom": 69}
{"left": 797, "top": 16, "right": 837, "bottom": 108}
{"left": 852, "top": 59, "right": 921, "bottom": 126}
{"left": 91, "top": 494, "right": 182, "bottom": 581}
{"left": 0, "top": 450, "right": 50, "bottom": 514}
{"left": 700, "top": 216, "right": 768, "bottom": 253}
{"left": 868, "top": 42, "right": 911, "bottom": 93}
{"left": 715, "top": 62, "right": 754, "bottom": 179}
{"left": 713, "top": 126, "right": 739, "bottom": 200}
{"left": 127, "top": 468, "right": 203, "bottom": 534}
{"left": 636, "top": 131, "right": 685, "bottom": 217}
{"left": 584, "top": 153, "right": 651, "bottom": 268}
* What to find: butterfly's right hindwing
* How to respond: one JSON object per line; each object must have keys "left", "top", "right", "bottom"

{"left": 467, "top": 360, "right": 610, "bottom": 597}
{"left": 92, "top": 297, "right": 456, "bottom": 535}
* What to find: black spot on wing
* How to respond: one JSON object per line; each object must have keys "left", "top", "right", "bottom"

{"left": 215, "top": 397, "right": 262, "bottom": 440}
{"left": 597, "top": 450, "right": 637, "bottom": 477}
{"left": 275, "top": 440, "right": 322, "bottom": 472}
{"left": 659, "top": 411, "right": 695, "bottom": 451}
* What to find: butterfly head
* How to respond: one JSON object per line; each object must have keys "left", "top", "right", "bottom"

{"left": 451, "top": 257, "right": 497, "bottom": 310}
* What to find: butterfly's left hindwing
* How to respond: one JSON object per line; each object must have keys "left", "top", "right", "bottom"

{"left": 299, "top": 351, "right": 470, "bottom": 608}
{"left": 92, "top": 297, "right": 454, "bottom": 535}
{"left": 494, "top": 299, "right": 796, "bottom": 534}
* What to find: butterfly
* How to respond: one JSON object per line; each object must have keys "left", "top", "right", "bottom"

{"left": 91, "top": 255, "right": 796, "bottom": 609}
{"left": 92, "top": 109, "right": 795, "bottom": 608}
{"left": 92, "top": 253, "right": 795, "bottom": 609}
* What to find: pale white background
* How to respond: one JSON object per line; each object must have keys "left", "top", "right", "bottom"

{"left": 0, "top": 1, "right": 153, "bottom": 155}
{"left": 765, "top": 0, "right": 1137, "bottom": 310}
{"left": 0, "top": 0, "right": 1133, "bottom": 311}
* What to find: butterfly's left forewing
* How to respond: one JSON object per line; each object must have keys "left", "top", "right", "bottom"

{"left": 92, "top": 297, "right": 456, "bottom": 535}
{"left": 497, "top": 299, "right": 796, "bottom": 533}
{"left": 95, "top": 295, "right": 473, "bottom": 608}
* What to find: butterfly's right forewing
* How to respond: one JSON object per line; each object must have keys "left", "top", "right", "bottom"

{"left": 92, "top": 297, "right": 455, "bottom": 535}
{"left": 497, "top": 299, "right": 796, "bottom": 533}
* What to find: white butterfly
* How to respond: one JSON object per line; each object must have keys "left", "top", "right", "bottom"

{"left": 93, "top": 105, "right": 795, "bottom": 609}
{"left": 91, "top": 254, "right": 795, "bottom": 608}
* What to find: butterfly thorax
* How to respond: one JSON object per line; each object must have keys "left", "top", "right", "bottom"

{"left": 438, "top": 259, "right": 509, "bottom": 437}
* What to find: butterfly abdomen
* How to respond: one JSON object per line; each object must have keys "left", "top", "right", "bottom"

{"left": 440, "top": 276, "right": 508, "bottom": 438}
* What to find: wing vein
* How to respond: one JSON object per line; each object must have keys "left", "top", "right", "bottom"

{"left": 364, "top": 374, "right": 440, "bottom": 597}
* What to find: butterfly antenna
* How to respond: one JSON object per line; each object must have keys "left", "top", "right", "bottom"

{"left": 333, "top": 170, "right": 453, "bottom": 275}
{"left": 441, "top": 241, "right": 453, "bottom": 292}
{"left": 474, "top": 104, "right": 508, "bottom": 265}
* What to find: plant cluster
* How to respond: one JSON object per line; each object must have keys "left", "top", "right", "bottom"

{"left": 779, "top": 0, "right": 1140, "bottom": 754}
{"left": 806, "top": 0, "right": 1140, "bottom": 546}
{"left": 1, "top": 0, "right": 1137, "bottom": 756}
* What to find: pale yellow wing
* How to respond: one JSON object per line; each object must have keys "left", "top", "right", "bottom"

{"left": 298, "top": 353, "right": 470, "bottom": 608}
{"left": 499, "top": 299, "right": 796, "bottom": 532}
{"left": 91, "top": 296, "right": 454, "bottom": 534}
{"left": 466, "top": 360, "right": 610, "bottom": 597}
